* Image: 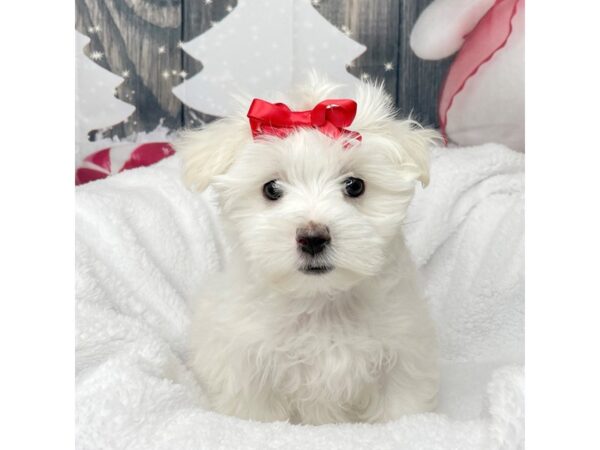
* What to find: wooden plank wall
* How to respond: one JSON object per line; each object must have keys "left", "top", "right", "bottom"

{"left": 75, "top": 0, "right": 453, "bottom": 139}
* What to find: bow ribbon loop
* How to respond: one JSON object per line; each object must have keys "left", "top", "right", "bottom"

{"left": 247, "top": 98, "right": 361, "bottom": 144}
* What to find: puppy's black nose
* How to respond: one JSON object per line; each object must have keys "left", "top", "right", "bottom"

{"left": 296, "top": 222, "right": 331, "bottom": 256}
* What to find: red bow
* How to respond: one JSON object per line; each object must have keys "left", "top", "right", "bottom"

{"left": 247, "top": 98, "right": 361, "bottom": 144}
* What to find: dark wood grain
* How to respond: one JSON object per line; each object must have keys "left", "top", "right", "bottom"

{"left": 317, "top": 0, "right": 453, "bottom": 127}
{"left": 180, "top": 0, "right": 238, "bottom": 128}
{"left": 75, "top": 0, "right": 453, "bottom": 137}
{"left": 76, "top": 0, "right": 184, "bottom": 138}
{"left": 316, "top": 0, "right": 400, "bottom": 104}
{"left": 396, "top": 0, "right": 454, "bottom": 127}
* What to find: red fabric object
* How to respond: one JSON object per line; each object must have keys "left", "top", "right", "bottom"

{"left": 86, "top": 148, "right": 112, "bottom": 173}
{"left": 76, "top": 142, "right": 175, "bottom": 185}
{"left": 120, "top": 142, "right": 176, "bottom": 172}
{"left": 247, "top": 98, "right": 361, "bottom": 143}
{"left": 438, "top": 0, "right": 522, "bottom": 140}
{"left": 74, "top": 168, "right": 109, "bottom": 185}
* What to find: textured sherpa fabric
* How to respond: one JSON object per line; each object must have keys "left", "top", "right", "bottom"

{"left": 76, "top": 144, "right": 524, "bottom": 450}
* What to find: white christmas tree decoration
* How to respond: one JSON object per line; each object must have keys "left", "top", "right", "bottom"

{"left": 75, "top": 30, "right": 135, "bottom": 158}
{"left": 173, "top": 0, "right": 366, "bottom": 117}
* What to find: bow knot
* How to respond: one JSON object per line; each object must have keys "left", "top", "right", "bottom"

{"left": 247, "top": 98, "right": 361, "bottom": 144}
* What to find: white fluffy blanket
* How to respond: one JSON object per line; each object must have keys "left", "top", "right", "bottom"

{"left": 76, "top": 143, "right": 524, "bottom": 450}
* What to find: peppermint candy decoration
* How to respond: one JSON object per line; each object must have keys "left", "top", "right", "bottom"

{"left": 76, "top": 142, "right": 175, "bottom": 185}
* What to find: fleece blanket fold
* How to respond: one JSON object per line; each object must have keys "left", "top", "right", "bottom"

{"left": 76, "top": 143, "right": 524, "bottom": 450}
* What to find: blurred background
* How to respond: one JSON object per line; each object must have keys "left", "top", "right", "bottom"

{"left": 75, "top": 0, "right": 524, "bottom": 184}
{"left": 75, "top": 0, "right": 452, "bottom": 138}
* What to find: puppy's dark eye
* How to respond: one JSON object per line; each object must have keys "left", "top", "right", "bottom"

{"left": 343, "top": 177, "right": 365, "bottom": 198}
{"left": 263, "top": 180, "right": 283, "bottom": 201}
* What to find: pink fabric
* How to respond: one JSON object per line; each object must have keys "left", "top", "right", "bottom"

{"left": 438, "top": 0, "right": 522, "bottom": 139}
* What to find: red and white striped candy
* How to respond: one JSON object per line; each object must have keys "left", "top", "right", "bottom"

{"left": 75, "top": 141, "right": 175, "bottom": 185}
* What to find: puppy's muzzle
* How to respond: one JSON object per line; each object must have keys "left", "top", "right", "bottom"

{"left": 296, "top": 222, "right": 331, "bottom": 256}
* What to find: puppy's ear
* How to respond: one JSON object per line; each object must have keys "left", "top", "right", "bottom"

{"left": 175, "top": 117, "right": 251, "bottom": 191}
{"left": 388, "top": 119, "right": 441, "bottom": 187}
{"left": 351, "top": 81, "right": 440, "bottom": 187}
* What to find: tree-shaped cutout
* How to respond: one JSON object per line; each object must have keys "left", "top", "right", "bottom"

{"left": 75, "top": 31, "right": 135, "bottom": 153}
{"left": 173, "top": 0, "right": 366, "bottom": 117}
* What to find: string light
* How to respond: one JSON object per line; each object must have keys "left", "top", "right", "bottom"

{"left": 79, "top": 7, "right": 393, "bottom": 135}
{"left": 90, "top": 51, "right": 104, "bottom": 61}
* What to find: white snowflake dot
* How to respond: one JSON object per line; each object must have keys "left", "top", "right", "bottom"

{"left": 90, "top": 51, "right": 104, "bottom": 61}
{"left": 384, "top": 62, "right": 394, "bottom": 71}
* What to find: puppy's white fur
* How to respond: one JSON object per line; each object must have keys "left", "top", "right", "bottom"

{"left": 177, "top": 76, "right": 440, "bottom": 425}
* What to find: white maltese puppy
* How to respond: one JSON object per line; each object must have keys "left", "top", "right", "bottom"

{"left": 176, "top": 76, "right": 440, "bottom": 425}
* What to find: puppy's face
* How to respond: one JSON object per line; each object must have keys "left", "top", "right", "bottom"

{"left": 214, "top": 131, "right": 419, "bottom": 295}
{"left": 177, "top": 82, "right": 438, "bottom": 296}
